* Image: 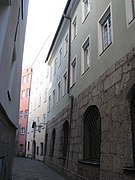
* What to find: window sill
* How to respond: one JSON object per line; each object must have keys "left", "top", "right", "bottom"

{"left": 123, "top": 166, "right": 135, "bottom": 174}
{"left": 128, "top": 17, "right": 135, "bottom": 25}
{"left": 78, "top": 160, "right": 100, "bottom": 166}
{"left": 99, "top": 42, "right": 112, "bottom": 57}
{"left": 59, "top": 156, "right": 67, "bottom": 160}
{"left": 82, "top": 11, "right": 90, "bottom": 24}
{"left": 71, "top": 35, "right": 77, "bottom": 44}
{"left": 49, "top": 154, "right": 53, "bottom": 157}
{"left": 81, "top": 66, "right": 90, "bottom": 76}
{"left": 70, "top": 82, "right": 76, "bottom": 89}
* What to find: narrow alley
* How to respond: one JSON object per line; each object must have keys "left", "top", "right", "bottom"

{"left": 12, "top": 157, "right": 66, "bottom": 180}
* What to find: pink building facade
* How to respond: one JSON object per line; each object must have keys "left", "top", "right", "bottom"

{"left": 18, "top": 67, "right": 32, "bottom": 156}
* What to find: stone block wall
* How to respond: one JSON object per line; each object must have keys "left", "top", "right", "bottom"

{"left": 0, "top": 106, "right": 16, "bottom": 180}
{"left": 44, "top": 48, "right": 135, "bottom": 180}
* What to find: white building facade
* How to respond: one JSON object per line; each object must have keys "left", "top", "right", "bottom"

{"left": 26, "top": 38, "right": 52, "bottom": 161}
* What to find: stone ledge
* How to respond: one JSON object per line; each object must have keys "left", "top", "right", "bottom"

{"left": 123, "top": 166, "right": 135, "bottom": 174}
{"left": 78, "top": 160, "right": 100, "bottom": 166}
{"left": 59, "top": 156, "right": 67, "bottom": 160}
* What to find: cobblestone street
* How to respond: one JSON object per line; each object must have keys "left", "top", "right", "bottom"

{"left": 12, "top": 157, "right": 66, "bottom": 180}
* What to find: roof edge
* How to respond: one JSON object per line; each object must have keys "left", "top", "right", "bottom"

{"left": 45, "top": 0, "right": 71, "bottom": 63}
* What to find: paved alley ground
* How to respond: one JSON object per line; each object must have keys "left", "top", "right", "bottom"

{"left": 12, "top": 157, "right": 66, "bottom": 180}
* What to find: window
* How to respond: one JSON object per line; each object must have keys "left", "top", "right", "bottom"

{"left": 81, "top": 36, "right": 90, "bottom": 74}
{"left": 7, "top": 43, "right": 16, "bottom": 101}
{"left": 30, "top": 102, "right": 32, "bottom": 113}
{"left": 125, "top": 0, "right": 135, "bottom": 25}
{"left": 37, "top": 146, "right": 39, "bottom": 155}
{"left": 46, "top": 67, "right": 49, "bottom": 78}
{"left": 24, "top": 110, "right": 28, "bottom": 118}
{"left": 64, "top": 34, "right": 68, "bottom": 56}
{"left": 57, "top": 81, "right": 61, "bottom": 102}
{"left": 63, "top": 71, "right": 67, "bottom": 96}
{"left": 38, "top": 94, "right": 41, "bottom": 107}
{"left": 21, "top": 90, "right": 25, "bottom": 98}
{"left": 28, "top": 141, "right": 30, "bottom": 151}
{"left": 28, "top": 122, "right": 31, "bottom": 134}
{"left": 62, "top": 121, "right": 69, "bottom": 157}
{"left": 72, "top": 16, "right": 77, "bottom": 41}
{"left": 44, "top": 89, "right": 47, "bottom": 102}
{"left": 27, "top": 73, "right": 31, "bottom": 82}
{"left": 82, "top": 0, "right": 90, "bottom": 22}
{"left": 58, "top": 48, "right": 62, "bottom": 67}
{"left": 26, "top": 88, "right": 30, "bottom": 97}
{"left": 34, "top": 99, "right": 36, "bottom": 110}
{"left": 45, "top": 133, "right": 48, "bottom": 155}
{"left": 20, "top": 144, "right": 23, "bottom": 151}
{"left": 21, "top": 128, "right": 25, "bottom": 135}
{"left": 40, "top": 72, "right": 43, "bottom": 84}
{"left": 130, "top": 85, "right": 135, "bottom": 165}
{"left": 48, "top": 95, "right": 51, "bottom": 112}
{"left": 50, "top": 66, "right": 53, "bottom": 82}
{"left": 43, "top": 114, "right": 46, "bottom": 126}
{"left": 22, "top": 75, "right": 26, "bottom": 83}
{"left": 53, "top": 58, "right": 57, "bottom": 76}
{"left": 20, "top": 0, "right": 24, "bottom": 20}
{"left": 19, "top": 111, "right": 23, "bottom": 118}
{"left": 50, "top": 129, "right": 56, "bottom": 156}
{"left": 40, "top": 142, "right": 43, "bottom": 155}
{"left": 83, "top": 106, "right": 101, "bottom": 163}
{"left": 52, "top": 89, "right": 56, "bottom": 108}
{"left": 37, "top": 117, "right": 40, "bottom": 125}
{"left": 70, "top": 57, "right": 76, "bottom": 87}
{"left": 98, "top": 4, "right": 112, "bottom": 55}
{"left": 132, "top": 0, "right": 135, "bottom": 18}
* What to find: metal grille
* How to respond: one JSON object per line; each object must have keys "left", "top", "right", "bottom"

{"left": 84, "top": 105, "right": 101, "bottom": 162}
{"left": 131, "top": 94, "right": 135, "bottom": 165}
{"left": 44, "top": 134, "right": 48, "bottom": 155}
{"left": 62, "top": 121, "right": 69, "bottom": 157}
{"left": 50, "top": 129, "right": 56, "bottom": 156}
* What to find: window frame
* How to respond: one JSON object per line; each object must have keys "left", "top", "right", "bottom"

{"left": 21, "top": 90, "right": 25, "bottom": 98}
{"left": 21, "top": 127, "right": 25, "bottom": 135}
{"left": 58, "top": 47, "right": 62, "bottom": 67}
{"left": 64, "top": 34, "right": 68, "bottom": 56}
{"left": 72, "top": 15, "right": 77, "bottom": 42}
{"left": 62, "top": 121, "right": 69, "bottom": 157}
{"left": 62, "top": 71, "right": 67, "bottom": 97}
{"left": 40, "top": 142, "right": 44, "bottom": 156}
{"left": 52, "top": 89, "right": 56, "bottom": 108}
{"left": 82, "top": 0, "right": 90, "bottom": 23}
{"left": 50, "top": 129, "right": 56, "bottom": 156}
{"left": 125, "top": 0, "right": 135, "bottom": 27}
{"left": 81, "top": 35, "right": 91, "bottom": 75}
{"left": 26, "top": 88, "right": 30, "bottom": 97}
{"left": 57, "top": 80, "right": 62, "bottom": 103}
{"left": 83, "top": 106, "right": 101, "bottom": 163}
{"left": 48, "top": 95, "right": 51, "bottom": 112}
{"left": 70, "top": 56, "right": 77, "bottom": 88}
{"left": 19, "top": 111, "right": 23, "bottom": 118}
{"left": 98, "top": 2, "right": 113, "bottom": 57}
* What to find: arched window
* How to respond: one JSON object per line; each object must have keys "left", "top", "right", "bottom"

{"left": 62, "top": 121, "right": 69, "bottom": 157}
{"left": 130, "top": 90, "right": 135, "bottom": 164}
{"left": 50, "top": 128, "right": 56, "bottom": 156}
{"left": 83, "top": 105, "right": 101, "bottom": 163}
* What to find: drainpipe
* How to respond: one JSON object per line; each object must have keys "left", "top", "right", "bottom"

{"left": 63, "top": 13, "right": 74, "bottom": 173}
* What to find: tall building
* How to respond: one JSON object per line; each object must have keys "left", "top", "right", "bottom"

{"left": 0, "top": 1, "right": 29, "bottom": 180}
{"left": 18, "top": 67, "right": 32, "bottom": 156}
{"left": 44, "top": 0, "right": 135, "bottom": 179}
{"left": 26, "top": 37, "right": 52, "bottom": 161}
